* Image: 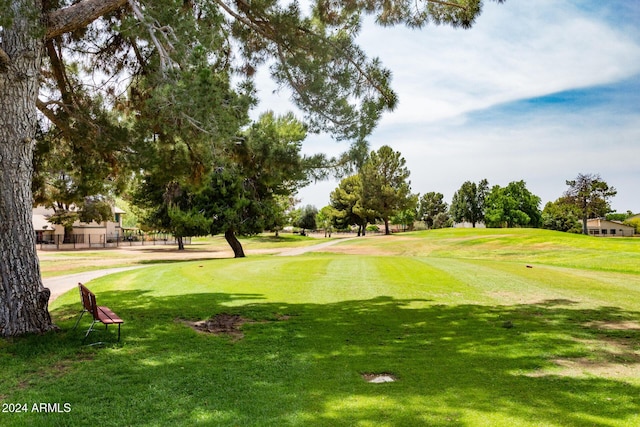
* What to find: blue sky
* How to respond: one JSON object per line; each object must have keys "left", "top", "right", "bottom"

{"left": 254, "top": 0, "right": 640, "bottom": 214}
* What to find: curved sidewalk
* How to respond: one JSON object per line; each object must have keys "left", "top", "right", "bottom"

{"left": 44, "top": 266, "right": 146, "bottom": 303}
{"left": 276, "top": 237, "right": 356, "bottom": 256}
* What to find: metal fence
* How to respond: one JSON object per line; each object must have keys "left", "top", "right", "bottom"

{"left": 37, "top": 233, "right": 191, "bottom": 250}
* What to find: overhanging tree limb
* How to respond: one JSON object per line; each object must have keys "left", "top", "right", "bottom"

{"left": 127, "top": 0, "right": 179, "bottom": 73}
{"left": 45, "top": 0, "right": 129, "bottom": 40}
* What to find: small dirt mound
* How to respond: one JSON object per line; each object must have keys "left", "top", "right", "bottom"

{"left": 182, "top": 313, "right": 249, "bottom": 340}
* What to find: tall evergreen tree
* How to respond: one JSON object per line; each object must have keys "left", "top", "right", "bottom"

{"left": 293, "top": 205, "right": 318, "bottom": 235}
{"left": 450, "top": 179, "right": 489, "bottom": 227}
{"left": 564, "top": 173, "right": 617, "bottom": 235}
{"left": 418, "top": 192, "right": 449, "bottom": 229}
{"left": 359, "top": 145, "right": 413, "bottom": 235}
{"left": 330, "top": 175, "right": 374, "bottom": 236}
{"left": 196, "top": 112, "right": 319, "bottom": 257}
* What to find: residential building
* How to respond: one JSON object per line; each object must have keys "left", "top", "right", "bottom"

{"left": 33, "top": 205, "right": 125, "bottom": 245}
{"left": 586, "top": 218, "right": 635, "bottom": 237}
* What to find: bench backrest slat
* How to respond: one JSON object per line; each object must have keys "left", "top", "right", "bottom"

{"left": 78, "top": 283, "right": 100, "bottom": 321}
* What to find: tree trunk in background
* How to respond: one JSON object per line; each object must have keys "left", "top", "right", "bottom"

{"left": 224, "top": 228, "right": 245, "bottom": 258}
{"left": 0, "top": 3, "right": 55, "bottom": 336}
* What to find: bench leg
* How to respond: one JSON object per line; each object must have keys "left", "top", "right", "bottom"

{"left": 72, "top": 310, "right": 87, "bottom": 330}
{"left": 81, "top": 321, "right": 122, "bottom": 344}
{"left": 82, "top": 320, "right": 97, "bottom": 343}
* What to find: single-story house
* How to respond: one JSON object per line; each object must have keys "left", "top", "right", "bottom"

{"left": 586, "top": 218, "right": 635, "bottom": 237}
{"left": 453, "top": 221, "right": 486, "bottom": 229}
{"left": 33, "top": 205, "right": 125, "bottom": 245}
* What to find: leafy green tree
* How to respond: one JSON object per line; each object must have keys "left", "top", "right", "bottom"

{"left": 418, "top": 192, "right": 449, "bottom": 229}
{"left": 316, "top": 206, "right": 336, "bottom": 237}
{"left": 36, "top": 179, "right": 116, "bottom": 243}
{"left": 0, "top": 0, "right": 501, "bottom": 336}
{"left": 271, "top": 195, "right": 297, "bottom": 237}
{"left": 541, "top": 197, "right": 582, "bottom": 233}
{"left": 33, "top": 116, "right": 125, "bottom": 242}
{"left": 564, "top": 173, "right": 617, "bottom": 235}
{"left": 624, "top": 216, "right": 640, "bottom": 235}
{"left": 196, "top": 112, "right": 316, "bottom": 257}
{"left": 330, "top": 175, "right": 374, "bottom": 235}
{"left": 391, "top": 197, "right": 419, "bottom": 232}
{"left": 134, "top": 112, "right": 315, "bottom": 256}
{"left": 115, "top": 197, "right": 141, "bottom": 229}
{"left": 294, "top": 205, "right": 318, "bottom": 235}
{"left": 360, "top": 145, "right": 414, "bottom": 235}
{"left": 606, "top": 212, "right": 633, "bottom": 222}
{"left": 484, "top": 181, "right": 541, "bottom": 228}
{"left": 131, "top": 177, "right": 211, "bottom": 250}
{"left": 433, "top": 212, "right": 453, "bottom": 229}
{"left": 167, "top": 206, "right": 213, "bottom": 250}
{"left": 450, "top": 179, "right": 489, "bottom": 227}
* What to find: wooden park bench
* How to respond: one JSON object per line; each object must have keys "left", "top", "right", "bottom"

{"left": 73, "top": 283, "right": 124, "bottom": 343}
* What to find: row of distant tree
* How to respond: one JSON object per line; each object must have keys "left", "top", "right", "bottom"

{"left": 424, "top": 173, "right": 625, "bottom": 235}
{"left": 304, "top": 170, "right": 632, "bottom": 236}
{"left": 260, "top": 144, "right": 414, "bottom": 237}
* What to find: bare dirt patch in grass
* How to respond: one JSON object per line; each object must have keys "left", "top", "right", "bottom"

{"left": 547, "top": 358, "right": 640, "bottom": 379}
{"left": 181, "top": 314, "right": 250, "bottom": 340}
{"left": 585, "top": 320, "right": 640, "bottom": 330}
{"left": 180, "top": 313, "right": 291, "bottom": 340}
{"left": 526, "top": 335, "right": 640, "bottom": 379}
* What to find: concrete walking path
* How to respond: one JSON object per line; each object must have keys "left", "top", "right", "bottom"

{"left": 276, "top": 237, "right": 356, "bottom": 256}
{"left": 44, "top": 266, "right": 146, "bottom": 303}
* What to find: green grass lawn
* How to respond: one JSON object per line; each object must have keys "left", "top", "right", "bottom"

{"left": 2, "top": 229, "right": 639, "bottom": 426}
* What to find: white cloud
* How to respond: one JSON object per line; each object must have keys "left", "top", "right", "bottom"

{"left": 356, "top": 0, "right": 640, "bottom": 126}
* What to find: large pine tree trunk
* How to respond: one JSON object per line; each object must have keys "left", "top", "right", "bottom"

{"left": 0, "top": 3, "right": 56, "bottom": 336}
{"left": 224, "top": 228, "right": 245, "bottom": 258}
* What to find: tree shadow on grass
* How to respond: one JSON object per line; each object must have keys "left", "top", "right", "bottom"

{"left": 4, "top": 292, "right": 640, "bottom": 426}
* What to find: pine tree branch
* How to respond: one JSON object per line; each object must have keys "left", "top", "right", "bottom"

{"left": 426, "top": 0, "right": 469, "bottom": 9}
{"left": 36, "top": 98, "right": 71, "bottom": 133}
{"left": 45, "top": 40, "right": 76, "bottom": 108}
{"left": 45, "top": 0, "right": 129, "bottom": 40}
{"left": 212, "top": 0, "right": 272, "bottom": 39}
{"left": 127, "top": 0, "right": 178, "bottom": 73}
